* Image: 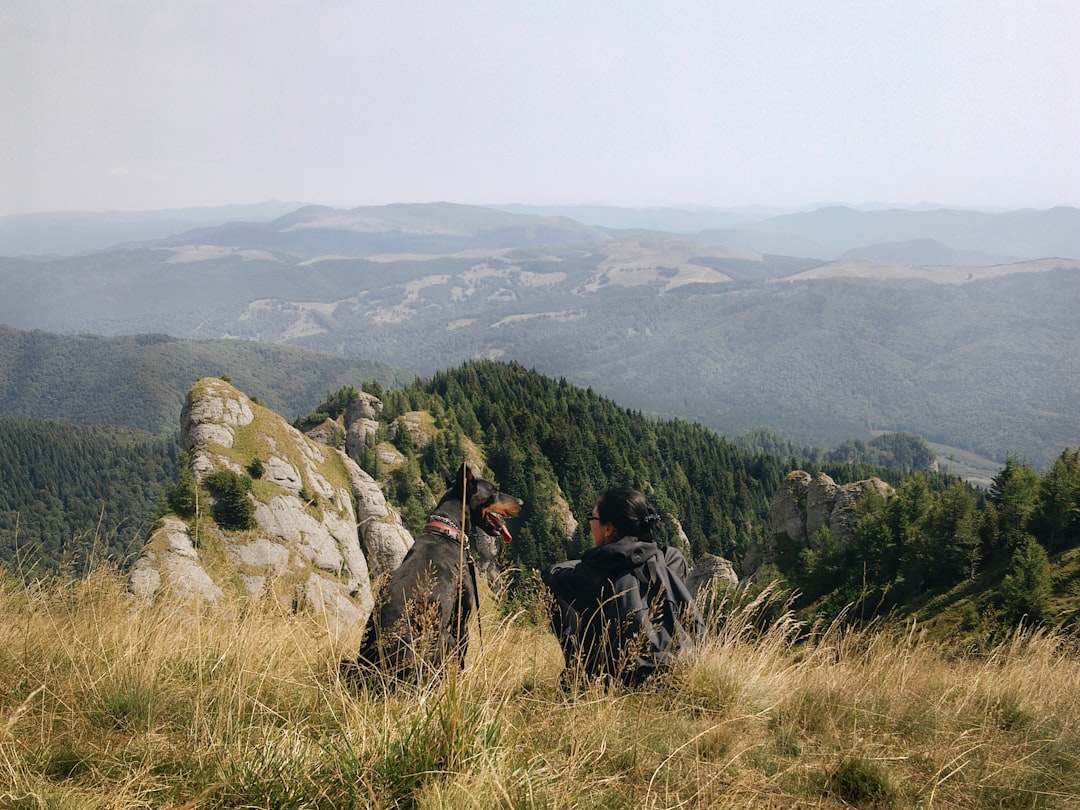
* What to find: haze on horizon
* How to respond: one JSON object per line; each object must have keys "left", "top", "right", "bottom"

{"left": 2, "top": 1, "right": 1078, "bottom": 218}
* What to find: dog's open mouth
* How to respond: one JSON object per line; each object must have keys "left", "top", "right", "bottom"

{"left": 484, "top": 512, "right": 513, "bottom": 543}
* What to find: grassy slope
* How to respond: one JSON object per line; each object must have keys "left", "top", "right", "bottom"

{"left": 904, "top": 545, "right": 1080, "bottom": 644}
{"left": 2, "top": 570, "right": 1077, "bottom": 809}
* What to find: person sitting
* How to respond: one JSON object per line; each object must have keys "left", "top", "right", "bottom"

{"left": 541, "top": 486, "right": 705, "bottom": 687}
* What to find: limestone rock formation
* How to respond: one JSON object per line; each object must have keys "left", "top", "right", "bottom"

{"left": 344, "top": 391, "right": 383, "bottom": 457}
{"left": 129, "top": 377, "right": 412, "bottom": 632}
{"left": 687, "top": 553, "right": 739, "bottom": 595}
{"left": 128, "top": 517, "right": 224, "bottom": 604}
{"left": 744, "top": 470, "right": 893, "bottom": 576}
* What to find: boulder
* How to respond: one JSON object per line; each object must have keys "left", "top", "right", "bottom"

{"left": 345, "top": 391, "right": 383, "bottom": 422}
{"left": 472, "top": 527, "right": 503, "bottom": 582}
{"left": 302, "top": 417, "right": 345, "bottom": 449}
{"left": 687, "top": 553, "right": 739, "bottom": 596}
{"left": 770, "top": 471, "right": 812, "bottom": 546}
{"left": 129, "top": 517, "right": 224, "bottom": 604}
{"left": 375, "top": 442, "right": 407, "bottom": 470}
{"left": 345, "top": 417, "right": 380, "bottom": 456}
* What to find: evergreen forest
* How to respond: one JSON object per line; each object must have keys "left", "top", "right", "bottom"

{"left": 0, "top": 418, "right": 176, "bottom": 576}
{"left": 348, "top": 362, "right": 953, "bottom": 571}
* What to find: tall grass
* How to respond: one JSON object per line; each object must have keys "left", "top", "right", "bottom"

{"left": 1, "top": 568, "right": 1078, "bottom": 809}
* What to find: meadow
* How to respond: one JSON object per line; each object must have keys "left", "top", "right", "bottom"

{"left": 2, "top": 567, "right": 1078, "bottom": 809}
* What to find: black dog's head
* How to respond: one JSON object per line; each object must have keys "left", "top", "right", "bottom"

{"left": 443, "top": 462, "right": 523, "bottom": 543}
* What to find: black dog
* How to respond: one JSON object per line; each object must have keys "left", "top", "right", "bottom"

{"left": 342, "top": 462, "right": 522, "bottom": 685}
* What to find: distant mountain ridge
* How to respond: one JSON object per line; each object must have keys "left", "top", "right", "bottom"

{"left": 0, "top": 201, "right": 307, "bottom": 258}
{"left": 0, "top": 201, "right": 1077, "bottom": 468}
{"left": 837, "top": 238, "right": 1004, "bottom": 267}
{"left": 499, "top": 203, "right": 1080, "bottom": 263}
{"left": 4, "top": 201, "right": 1078, "bottom": 262}
{"left": 750, "top": 205, "right": 1080, "bottom": 262}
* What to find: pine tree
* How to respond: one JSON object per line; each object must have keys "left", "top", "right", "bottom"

{"left": 925, "top": 482, "right": 981, "bottom": 584}
{"left": 988, "top": 457, "right": 1040, "bottom": 554}
{"left": 894, "top": 474, "right": 934, "bottom": 594}
{"left": 1033, "top": 448, "right": 1080, "bottom": 552}
{"left": 998, "top": 534, "right": 1053, "bottom": 624}
{"left": 167, "top": 453, "right": 198, "bottom": 518}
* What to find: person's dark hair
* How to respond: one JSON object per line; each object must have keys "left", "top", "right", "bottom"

{"left": 595, "top": 486, "right": 663, "bottom": 542}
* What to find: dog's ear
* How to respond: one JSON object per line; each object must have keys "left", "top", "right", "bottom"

{"left": 460, "top": 462, "right": 476, "bottom": 490}
{"left": 446, "top": 462, "right": 476, "bottom": 491}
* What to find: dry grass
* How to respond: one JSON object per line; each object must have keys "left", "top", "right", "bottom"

{"left": 2, "top": 569, "right": 1078, "bottom": 809}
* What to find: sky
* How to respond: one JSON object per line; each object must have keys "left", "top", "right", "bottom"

{"left": 2, "top": 1, "right": 1078, "bottom": 217}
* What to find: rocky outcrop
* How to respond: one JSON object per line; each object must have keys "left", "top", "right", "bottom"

{"left": 775, "top": 471, "right": 892, "bottom": 549}
{"left": 294, "top": 391, "right": 382, "bottom": 458}
{"left": 687, "top": 553, "right": 739, "bottom": 595}
{"left": 388, "top": 410, "right": 435, "bottom": 449}
{"left": 743, "top": 470, "right": 893, "bottom": 576}
{"left": 375, "top": 443, "right": 407, "bottom": 471}
{"left": 344, "top": 392, "right": 383, "bottom": 457}
{"left": 129, "top": 377, "right": 412, "bottom": 633}
{"left": 301, "top": 418, "right": 344, "bottom": 449}
{"left": 128, "top": 517, "right": 224, "bottom": 604}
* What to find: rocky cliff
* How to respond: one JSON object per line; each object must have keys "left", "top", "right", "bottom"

{"left": 743, "top": 470, "right": 894, "bottom": 575}
{"left": 128, "top": 377, "right": 413, "bottom": 632}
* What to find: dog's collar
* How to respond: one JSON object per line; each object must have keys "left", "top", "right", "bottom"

{"left": 425, "top": 515, "right": 466, "bottom": 543}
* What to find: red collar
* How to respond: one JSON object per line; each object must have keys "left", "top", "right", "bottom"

{"left": 425, "top": 517, "right": 464, "bottom": 543}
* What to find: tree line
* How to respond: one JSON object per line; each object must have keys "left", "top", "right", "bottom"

{"left": 0, "top": 418, "right": 177, "bottom": 576}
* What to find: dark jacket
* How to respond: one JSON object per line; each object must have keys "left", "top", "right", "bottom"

{"left": 542, "top": 536, "right": 704, "bottom": 685}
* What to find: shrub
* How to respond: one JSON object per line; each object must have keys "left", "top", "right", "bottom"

{"left": 825, "top": 756, "right": 894, "bottom": 807}
{"left": 295, "top": 411, "right": 330, "bottom": 430}
{"left": 204, "top": 469, "right": 256, "bottom": 530}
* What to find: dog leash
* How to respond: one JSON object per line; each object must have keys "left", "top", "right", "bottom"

{"left": 457, "top": 466, "right": 473, "bottom": 651}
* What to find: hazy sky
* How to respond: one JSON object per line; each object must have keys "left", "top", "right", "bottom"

{"left": 3, "top": 1, "right": 1078, "bottom": 216}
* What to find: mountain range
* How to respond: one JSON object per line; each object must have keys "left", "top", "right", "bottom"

{"left": 1, "top": 201, "right": 1077, "bottom": 469}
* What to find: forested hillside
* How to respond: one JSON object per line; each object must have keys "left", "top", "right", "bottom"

{"left": 0, "top": 418, "right": 176, "bottom": 575}
{"left": 362, "top": 361, "right": 789, "bottom": 570}
{"left": 770, "top": 451, "right": 1080, "bottom": 636}
{"left": 332, "top": 361, "right": 960, "bottom": 575}
{"left": 3, "top": 359, "right": 933, "bottom": 579}
{"left": 336, "top": 361, "right": 1079, "bottom": 634}
{"left": 0, "top": 326, "right": 407, "bottom": 434}
{"left": 4, "top": 360, "right": 1078, "bottom": 639}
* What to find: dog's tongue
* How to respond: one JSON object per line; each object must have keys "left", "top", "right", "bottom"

{"left": 486, "top": 513, "right": 513, "bottom": 543}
